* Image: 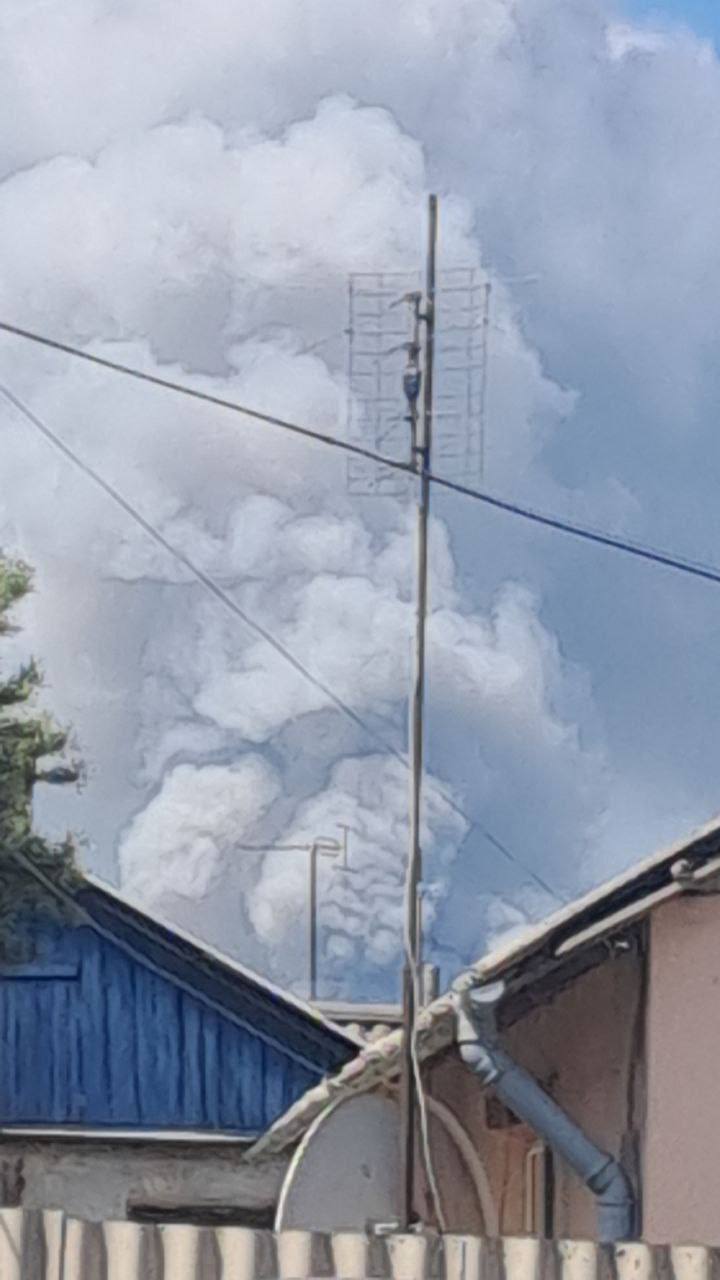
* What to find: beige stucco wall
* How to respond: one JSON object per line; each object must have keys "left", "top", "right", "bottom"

{"left": 0, "top": 1137, "right": 288, "bottom": 1222}
{"left": 427, "top": 948, "right": 643, "bottom": 1239}
{"left": 644, "top": 894, "right": 720, "bottom": 1245}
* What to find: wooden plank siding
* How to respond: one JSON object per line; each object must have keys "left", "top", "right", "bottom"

{"left": 0, "top": 883, "right": 352, "bottom": 1135}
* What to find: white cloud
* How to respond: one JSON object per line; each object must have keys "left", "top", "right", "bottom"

{"left": 0, "top": 97, "right": 475, "bottom": 359}
{"left": 4, "top": 0, "right": 720, "bottom": 991}
{"left": 120, "top": 755, "right": 281, "bottom": 902}
{"left": 246, "top": 753, "right": 468, "bottom": 996}
{"left": 606, "top": 23, "right": 672, "bottom": 60}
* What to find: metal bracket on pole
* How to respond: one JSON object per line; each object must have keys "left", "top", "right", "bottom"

{"left": 236, "top": 829, "right": 353, "bottom": 1002}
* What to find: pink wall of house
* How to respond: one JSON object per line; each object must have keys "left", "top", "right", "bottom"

{"left": 426, "top": 892, "right": 720, "bottom": 1244}
{"left": 644, "top": 894, "right": 720, "bottom": 1244}
{"left": 427, "top": 949, "right": 643, "bottom": 1238}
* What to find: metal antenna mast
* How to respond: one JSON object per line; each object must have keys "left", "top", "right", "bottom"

{"left": 399, "top": 193, "right": 438, "bottom": 1230}
{"left": 344, "top": 196, "right": 484, "bottom": 1227}
{"left": 236, "top": 828, "right": 353, "bottom": 1001}
{"left": 308, "top": 825, "right": 355, "bottom": 1001}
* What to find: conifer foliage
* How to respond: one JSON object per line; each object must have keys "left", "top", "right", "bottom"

{"left": 0, "top": 554, "right": 79, "bottom": 954}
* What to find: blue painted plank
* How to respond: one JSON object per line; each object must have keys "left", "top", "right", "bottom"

{"left": 80, "top": 929, "right": 106, "bottom": 1121}
{"left": 22, "top": 981, "right": 45, "bottom": 1118}
{"left": 180, "top": 992, "right": 205, "bottom": 1126}
{"left": 103, "top": 943, "right": 140, "bottom": 1122}
{"left": 0, "top": 965, "right": 78, "bottom": 979}
{"left": 3, "top": 981, "right": 20, "bottom": 1110}
{"left": 50, "top": 978, "right": 70, "bottom": 1120}
{"left": 261, "top": 1040, "right": 289, "bottom": 1127}
{"left": 202, "top": 1009, "right": 221, "bottom": 1130}
{"left": 224, "top": 1016, "right": 263, "bottom": 1131}
{"left": 217, "top": 1018, "right": 238, "bottom": 1130}
{"left": 133, "top": 961, "right": 155, "bottom": 1126}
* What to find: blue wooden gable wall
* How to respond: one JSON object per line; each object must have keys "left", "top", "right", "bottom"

{"left": 0, "top": 882, "right": 353, "bottom": 1134}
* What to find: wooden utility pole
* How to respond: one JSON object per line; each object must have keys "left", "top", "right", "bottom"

{"left": 399, "top": 193, "right": 438, "bottom": 1230}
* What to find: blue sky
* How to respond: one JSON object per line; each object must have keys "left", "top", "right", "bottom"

{"left": 625, "top": 0, "right": 720, "bottom": 43}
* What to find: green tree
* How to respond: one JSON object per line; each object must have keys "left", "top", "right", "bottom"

{"left": 0, "top": 554, "right": 80, "bottom": 955}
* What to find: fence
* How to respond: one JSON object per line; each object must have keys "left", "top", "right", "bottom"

{"left": 1, "top": 1211, "right": 718, "bottom": 1280}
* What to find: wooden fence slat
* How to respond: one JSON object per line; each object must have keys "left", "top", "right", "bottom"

{"left": 159, "top": 1223, "right": 220, "bottom": 1280}
{"left": 41, "top": 1209, "right": 65, "bottom": 1280}
{"left": 557, "top": 1241, "right": 599, "bottom": 1280}
{"left": 443, "top": 1234, "right": 484, "bottom": 1280}
{"left": 503, "top": 1237, "right": 543, "bottom": 1280}
{"left": 330, "top": 1231, "right": 371, "bottom": 1280}
{"left": 277, "top": 1228, "right": 333, "bottom": 1279}
{"left": 62, "top": 1217, "right": 106, "bottom": 1280}
{"left": 277, "top": 1229, "right": 314, "bottom": 1279}
{"left": 0, "top": 1207, "right": 24, "bottom": 1280}
{"left": 671, "top": 1248, "right": 714, "bottom": 1280}
{"left": 215, "top": 1226, "right": 265, "bottom": 1280}
{"left": 615, "top": 1243, "right": 657, "bottom": 1280}
{"left": 386, "top": 1233, "right": 432, "bottom": 1280}
{"left": 103, "top": 1219, "right": 160, "bottom": 1280}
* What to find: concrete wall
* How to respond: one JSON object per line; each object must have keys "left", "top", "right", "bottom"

{"left": 0, "top": 1136, "right": 288, "bottom": 1223}
{"left": 644, "top": 894, "right": 720, "bottom": 1245}
{"left": 427, "top": 949, "right": 643, "bottom": 1240}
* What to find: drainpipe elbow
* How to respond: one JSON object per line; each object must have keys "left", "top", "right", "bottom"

{"left": 457, "top": 1034, "right": 499, "bottom": 1082}
{"left": 590, "top": 1157, "right": 636, "bottom": 1243}
{"left": 455, "top": 985, "right": 503, "bottom": 1084}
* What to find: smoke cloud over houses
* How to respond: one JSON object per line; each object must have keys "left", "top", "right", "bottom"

{"left": 3, "top": 1, "right": 720, "bottom": 994}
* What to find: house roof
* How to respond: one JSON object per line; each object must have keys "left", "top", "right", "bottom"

{"left": 311, "top": 1000, "right": 403, "bottom": 1042}
{"left": 244, "top": 811, "right": 720, "bottom": 1161}
{"left": 75, "top": 874, "right": 363, "bottom": 1070}
{"left": 10, "top": 849, "right": 361, "bottom": 1073}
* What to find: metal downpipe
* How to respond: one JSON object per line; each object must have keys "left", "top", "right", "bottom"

{"left": 456, "top": 983, "right": 636, "bottom": 1243}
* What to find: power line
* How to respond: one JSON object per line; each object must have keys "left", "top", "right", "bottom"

{"left": 0, "top": 320, "right": 411, "bottom": 476}
{"left": 430, "top": 474, "right": 720, "bottom": 589}
{"left": 0, "top": 380, "right": 558, "bottom": 906}
{"left": 2, "top": 319, "right": 720, "bottom": 592}
{"left": 0, "top": 382, "right": 396, "bottom": 752}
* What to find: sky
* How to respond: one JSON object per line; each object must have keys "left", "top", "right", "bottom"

{"left": 2, "top": 0, "right": 720, "bottom": 1000}
{"left": 625, "top": 1, "right": 720, "bottom": 45}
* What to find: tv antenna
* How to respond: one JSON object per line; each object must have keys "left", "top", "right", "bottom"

{"left": 345, "top": 261, "right": 491, "bottom": 495}
{"left": 345, "top": 200, "right": 486, "bottom": 1229}
{"left": 237, "top": 825, "right": 356, "bottom": 1001}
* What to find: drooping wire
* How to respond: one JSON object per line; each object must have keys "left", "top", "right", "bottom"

{"left": 0, "top": 381, "right": 400, "bottom": 751}
{"left": 0, "top": 380, "right": 559, "bottom": 905}
{"left": 430, "top": 474, "right": 720, "bottom": 589}
{"left": 2, "top": 318, "right": 720, "bottom": 590}
{"left": 0, "top": 320, "right": 411, "bottom": 476}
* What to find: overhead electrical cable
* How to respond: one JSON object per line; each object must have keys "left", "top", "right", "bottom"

{"left": 0, "top": 382, "right": 392, "bottom": 751}
{"left": 429, "top": 474, "right": 720, "bottom": 589}
{"left": 1, "top": 319, "right": 720, "bottom": 590}
{"left": 0, "top": 320, "right": 411, "bottom": 475}
{"left": 0, "top": 380, "right": 558, "bottom": 904}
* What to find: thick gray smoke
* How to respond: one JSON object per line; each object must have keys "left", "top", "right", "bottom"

{"left": 2, "top": 0, "right": 720, "bottom": 995}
